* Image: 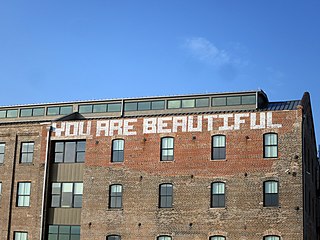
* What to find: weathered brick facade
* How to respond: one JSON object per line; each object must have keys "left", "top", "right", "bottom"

{"left": 0, "top": 90, "right": 318, "bottom": 240}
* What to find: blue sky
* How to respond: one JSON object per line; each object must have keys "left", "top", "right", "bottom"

{"left": 0, "top": 1, "right": 319, "bottom": 144}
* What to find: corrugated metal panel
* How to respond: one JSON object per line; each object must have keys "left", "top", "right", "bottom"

{"left": 48, "top": 208, "right": 81, "bottom": 224}
{"left": 51, "top": 164, "right": 84, "bottom": 182}
{"left": 261, "top": 100, "right": 301, "bottom": 111}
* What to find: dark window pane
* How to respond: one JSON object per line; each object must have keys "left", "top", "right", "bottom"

{"left": 107, "top": 103, "right": 121, "bottom": 112}
{"left": 47, "top": 107, "right": 60, "bottom": 115}
{"left": 70, "top": 226, "right": 81, "bottom": 235}
{"left": 212, "top": 97, "right": 226, "bottom": 106}
{"left": 64, "top": 142, "right": 76, "bottom": 163}
{"left": 73, "top": 195, "right": 82, "bottom": 208}
{"left": 138, "top": 102, "right": 151, "bottom": 111}
{"left": 76, "top": 152, "right": 85, "bottom": 163}
{"left": 196, "top": 98, "right": 209, "bottom": 107}
{"left": 55, "top": 153, "right": 63, "bottom": 163}
{"left": 242, "top": 95, "right": 256, "bottom": 105}
{"left": 51, "top": 195, "right": 61, "bottom": 207}
{"left": 124, "top": 102, "right": 137, "bottom": 111}
{"left": 227, "top": 96, "right": 241, "bottom": 105}
{"left": 93, "top": 104, "right": 107, "bottom": 113}
{"left": 60, "top": 106, "right": 73, "bottom": 115}
{"left": 79, "top": 105, "right": 93, "bottom": 113}
{"left": 20, "top": 109, "right": 32, "bottom": 117}
{"left": 213, "top": 148, "right": 226, "bottom": 159}
{"left": 77, "top": 141, "right": 86, "bottom": 151}
{"left": 33, "top": 107, "right": 45, "bottom": 116}
{"left": 60, "top": 235, "right": 70, "bottom": 240}
{"left": 48, "top": 234, "right": 58, "bottom": 240}
{"left": 55, "top": 142, "right": 64, "bottom": 152}
{"left": 151, "top": 100, "right": 165, "bottom": 110}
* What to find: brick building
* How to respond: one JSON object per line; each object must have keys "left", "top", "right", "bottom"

{"left": 0, "top": 90, "right": 318, "bottom": 240}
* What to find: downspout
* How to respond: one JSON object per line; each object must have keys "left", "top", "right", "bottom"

{"left": 7, "top": 133, "right": 18, "bottom": 240}
{"left": 40, "top": 125, "right": 52, "bottom": 240}
{"left": 302, "top": 113, "right": 306, "bottom": 240}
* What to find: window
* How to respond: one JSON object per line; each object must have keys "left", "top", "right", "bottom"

{"left": 157, "top": 236, "right": 172, "bottom": 240}
{"left": 264, "top": 236, "right": 280, "bottom": 240}
{"left": 212, "top": 97, "right": 226, "bottom": 106}
{"left": 0, "top": 143, "right": 5, "bottom": 163}
{"left": 161, "top": 137, "right": 174, "bottom": 161}
{"left": 47, "top": 106, "right": 72, "bottom": 116}
{"left": 108, "top": 103, "right": 121, "bottom": 112}
{"left": 20, "top": 107, "right": 45, "bottom": 117}
{"left": 196, "top": 98, "right": 209, "bottom": 107}
{"left": 264, "top": 133, "right": 278, "bottom": 158}
{"left": 159, "top": 183, "right": 173, "bottom": 208}
{"left": 210, "top": 236, "right": 226, "bottom": 240}
{"left": 79, "top": 105, "right": 93, "bottom": 113}
{"left": 264, "top": 181, "right": 279, "bottom": 207}
{"left": 124, "top": 102, "right": 137, "bottom": 111}
{"left": 51, "top": 182, "right": 83, "bottom": 208}
{"left": 14, "top": 232, "right": 28, "bottom": 240}
{"left": 182, "top": 99, "right": 195, "bottom": 108}
{"left": 109, "top": 184, "right": 122, "bottom": 208}
{"left": 20, "top": 142, "right": 34, "bottom": 163}
{"left": 48, "top": 225, "right": 80, "bottom": 240}
{"left": 0, "top": 182, "right": 2, "bottom": 195}
{"left": 227, "top": 96, "right": 241, "bottom": 105}
{"left": 211, "top": 182, "right": 225, "bottom": 208}
{"left": 17, "top": 182, "right": 31, "bottom": 207}
{"left": 167, "top": 100, "right": 181, "bottom": 109}
{"left": 107, "top": 235, "right": 121, "bottom": 240}
{"left": 53, "top": 141, "right": 86, "bottom": 163}
{"left": 212, "top": 135, "right": 226, "bottom": 160}
{"left": 112, "top": 139, "right": 124, "bottom": 162}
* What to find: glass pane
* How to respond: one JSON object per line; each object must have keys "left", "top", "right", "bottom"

{"left": 77, "top": 141, "right": 86, "bottom": 151}
{"left": 93, "top": 104, "right": 107, "bottom": 113}
{"left": 212, "top": 183, "right": 225, "bottom": 194}
{"left": 51, "top": 195, "right": 61, "bottom": 207}
{"left": 151, "top": 100, "right": 165, "bottom": 110}
{"left": 138, "top": 101, "right": 151, "bottom": 111}
{"left": 60, "top": 106, "right": 73, "bottom": 115}
{"left": 162, "top": 137, "right": 173, "bottom": 148}
{"left": 70, "top": 236, "right": 80, "bottom": 240}
{"left": 64, "top": 142, "right": 76, "bottom": 162}
{"left": 227, "top": 96, "right": 241, "bottom": 105}
{"left": 242, "top": 95, "right": 256, "bottom": 105}
{"left": 76, "top": 152, "right": 85, "bottom": 163}
{"left": 0, "top": 110, "right": 6, "bottom": 118}
{"left": 60, "top": 235, "right": 70, "bottom": 240}
{"left": 124, "top": 102, "right": 137, "bottom": 111}
{"left": 79, "top": 105, "right": 93, "bottom": 113}
{"left": 70, "top": 226, "right": 81, "bottom": 235}
{"left": 265, "top": 181, "right": 278, "bottom": 193}
{"left": 0, "top": 143, "right": 5, "bottom": 153}
{"left": 55, "top": 153, "right": 63, "bottom": 163}
{"left": 265, "top": 134, "right": 277, "bottom": 145}
{"left": 52, "top": 183, "right": 61, "bottom": 194}
{"left": 111, "top": 185, "right": 122, "bottom": 193}
{"left": 7, "top": 109, "right": 18, "bottom": 118}
{"left": 73, "top": 195, "right": 82, "bottom": 208}
{"left": 55, "top": 142, "right": 64, "bottom": 152}
{"left": 48, "top": 234, "right": 58, "bottom": 240}
{"left": 47, "top": 107, "right": 60, "bottom": 115}
{"left": 182, "top": 99, "right": 195, "bottom": 108}
{"left": 113, "top": 139, "right": 124, "bottom": 150}
{"left": 167, "top": 100, "right": 181, "bottom": 109}
{"left": 265, "top": 146, "right": 277, "bottom": 158}
{"left": 74, "top": 183, "right": 83, "bottom": 194}
{"left": 20, "top": 109, "right": 32, "bottom": 117}
{"left": 61, "top": 183, "right": 73, "bottom": 207}
{"left": 59, "top": 225, "right": 71, "bottom": 234}
{"left": 49, "top": 225, "right": 59, "bottom": 233}
{"left": 33, "top": 107, "right": 45, "bottom": 116}
{"left": 212, "top": 97, "right": 226, "bottom": 106}
{"left": 213, "top": 148, "right": 226, "bottom": 160}
{"left": 196, "top": 98, "right": 209, "bottom": 107}
{"left": 213, "top": 136, "right": 225, "bottom": 147}
{"left": 107, "top": 103, "right": 121, "bottom": 112}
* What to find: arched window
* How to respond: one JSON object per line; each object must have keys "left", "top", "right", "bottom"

{"left": 263, "top": 235, "right": 280, "bottom": 240}
{"left": 212, "top": 135, "right": 226, "bottom": 160}
{"left": 210, "top": 236, "right": 226, "bottom": 240}
{"left": 157, "top": 236, "right": 172, "bottom": 240}
{"left": 211, "top": 182, "right": 225, "bottom": 208}
{"left": 161, "top": 137, "right": 174, "bottom": 161}
{"left": 107, "top": 235, "right": 121, "bottom": 240}
{"left": 263, "top": 181, "right": 279, "bottom": 207}
{"left": 159, "top": 183, "right": 173, "bottom": 208}
{"left": 112, "top": 139, "right": 124, "bottom": 162}
{"left": 263, "top": 133, "right": 278, "bottom": 158}
{"left": 109, "top": 184, "right": 123, "bottom": 208}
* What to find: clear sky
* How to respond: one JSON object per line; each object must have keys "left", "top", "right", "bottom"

{"left": 0, "top": 1, "right": 319, "bottom": 145}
